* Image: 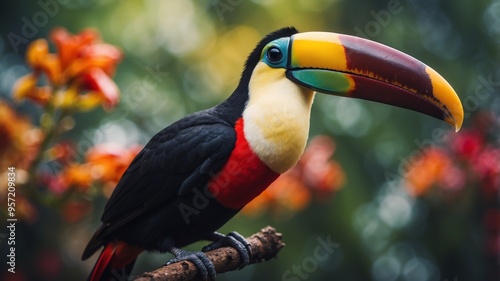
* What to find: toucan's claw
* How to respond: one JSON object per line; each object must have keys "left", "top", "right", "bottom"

{"left": 166, "top": 247, "right": 216, "bottom": 281}
{"left": 203, "top": 231, "right": 251, "bottom": 269}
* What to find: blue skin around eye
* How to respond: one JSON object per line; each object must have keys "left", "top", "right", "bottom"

{"left": 261, "top": 37, "right": 290, "bottom": 69}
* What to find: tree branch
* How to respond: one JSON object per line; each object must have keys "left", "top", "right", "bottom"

{"left": 133, "top": 226, "right": 285, "bottom": 281}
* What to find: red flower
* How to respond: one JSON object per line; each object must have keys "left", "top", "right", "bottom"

{"left": 403, "top": 111, "right": 499, "bottom": 200}
{"left": 472, "top": 147, "right": 500, "bottom": 199}
{"left": 81, "top": 68, "right": 120, "bottom": 109}
{"left": 299, "top": 136, "right": 345, "bottom": 200}
{"left": 438, "top": 165, "right": 466, "bottom": 192}
{"left": 451, "top": 129, "right": 484, "bottom": 160}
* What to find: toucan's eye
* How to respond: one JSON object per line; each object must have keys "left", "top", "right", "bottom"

{"left": 266, "top": 47, "right": 282, "bottom": 62}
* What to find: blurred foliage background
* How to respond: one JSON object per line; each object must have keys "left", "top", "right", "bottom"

{"left": 0, "top": 0, "right": 499, "bottom": 280}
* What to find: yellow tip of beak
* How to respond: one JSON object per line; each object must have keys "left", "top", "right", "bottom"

{"left": 426, "top": 67, "right": 463, "bottom": 132}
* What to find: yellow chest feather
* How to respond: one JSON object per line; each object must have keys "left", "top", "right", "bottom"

{"left": 243, "top": 63, "right": 315, "bottom": 174}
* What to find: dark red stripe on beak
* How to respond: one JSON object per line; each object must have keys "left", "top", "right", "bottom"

{"left": 339, "top": 34, "right": 434, "bottom": 99}
{"left": 348, "top": 75, "right": 450, "bottom": 121}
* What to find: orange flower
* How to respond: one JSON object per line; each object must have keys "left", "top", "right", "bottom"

{"left": 85, "top": 144, "right": 142, "bottom": 196}
{"left": 0, "top": 101, "right": 42, "bottom": 171}
{"left": 49, "top": 143, "right": 141, "bottom": 194}
{"left": 60, "top": 164, "right": 93, "bottom": 192}
{"left": 404, "top": 148, "right": 451, "bottom": 196}
{"left": 12, "top": 27, "right": 122, "bottom": 110}
{"left": 86, "top": 144, "right": 139, "bottom": 182}
{"left": 26, "top": 39, "right": 62, "bottom": 85}
{"left": 243, "top": 171, "right": 311, "bottom": 218}
{"left": 12, "top": 74, "right": 52, "bottom": 105}
{"left": 243, "top": 136, "right": 345, "bottom": 218}
{"left": 50, "top": 27, "right": 100, "bottom": 70}
{"left": 64, "top": 41, "right": 122, "bottom": 78}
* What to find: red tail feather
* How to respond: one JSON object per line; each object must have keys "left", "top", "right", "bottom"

{"left": 88, "top": 241, "right": 143, "bottom": 281}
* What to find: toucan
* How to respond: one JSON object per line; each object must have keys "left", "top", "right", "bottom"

{"left": 82, "top": 27, "right": 463, "bottom": 281}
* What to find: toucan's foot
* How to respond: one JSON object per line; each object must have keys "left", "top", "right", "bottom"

{"left": 166, "top": 247, "right": 216, "bottom": 281}
{"left": 202, "top": 231, "right": 251, "bottom": 269}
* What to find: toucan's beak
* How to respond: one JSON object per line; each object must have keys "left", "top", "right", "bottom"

{"left": 286, "top": 32, "right": 464, "bottom": 131}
